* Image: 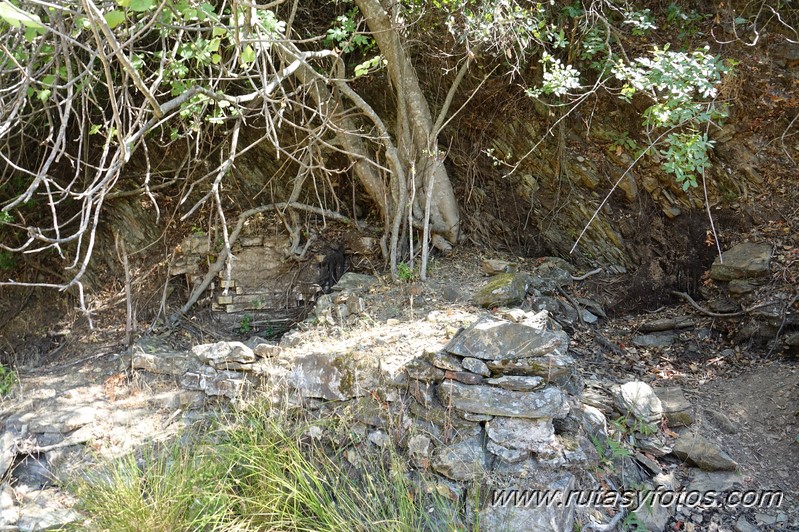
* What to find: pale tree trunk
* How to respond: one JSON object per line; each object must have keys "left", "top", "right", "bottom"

{"left": 355, "top": 0, "right": 461, "bottom": 247}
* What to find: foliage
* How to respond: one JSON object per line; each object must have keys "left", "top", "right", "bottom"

{"left": 239, "top": 313, "right": 252, "bottom": 334}
{"left": 0, "top": 364, "right": 16, "bottom": 396}
{"left": 72, "top": 403, "right": 461, "bottom": 530}
{"left": 397, "top": 261, "right": 415, "bottom": 282}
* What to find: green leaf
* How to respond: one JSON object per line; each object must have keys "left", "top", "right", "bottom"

{"left": 240, "top": 45, "right": 255, "bottom": 64}
{"left": 104, "top": 10, "right": 125, "bottom": 29}
{"left": 89, "top": 124, "right": 102, "bottom": 135}
{"left": 128, "top": 0, "right": 153, "bottom": 11}
{"left": 37, "top": 89, "right": 51, "bottom": 101}
{"left": 0, "top": 1, "right": 45, "bottom": 29}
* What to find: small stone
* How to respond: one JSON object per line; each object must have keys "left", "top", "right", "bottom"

{"left": 430, "top": 352, "right": 463, "bottom": 371}
{"left": 431, "top": 435, "right": 487, "bottom": 481}
{"left": 614, "top": 381, "right": 663, "bottom": 424}
{"left": 654, "top": 387, "right": 694, "bottom": 427}
{"left": 754, "top": 513, "right": 777, "bottom": 526}
{"left": 461, "top": 412, "right": 493, "bottom": 422}
{"left": 581, "top": 310, "right": 598, "bottom": 324}
{"left": 404, "top": 359, "right": 445, "bottom": 383}
{"left": 191, "top": 341, "right": 256, "bottom": 368}
{"left": 485, "top": 375, "right": 545, "bottom": 392}
{"left": 443, "top": 370, "right": 485, "bottom": 385}
{"left": 485, "top": 440, "right": 528, "bottom": 463}
{"left": 462, "top": 357, "right": 491, "bottom": 377}
{"left": 486, "top": 417, "right": 556, "bottom": 453}
{"left": 687, "top": 470, "right": 743, "bottom": 493}
{"left": 331, "top": 273, "right": 377, "bottom": 292}
{"left": 253, "top": 343, "right": 281, "bottom": 358}
{"left": 481, "top": 259, "right": 519, "bottom": 275}
{"left": 368, "top": 430, "right": 390, "bottom": 448}
{"left": 472, "top": 273, "right": 532, "bottom": 308}
{"left": 672, "top": 434, "right": 737, "bottom": 471}
{"left": 710, "top": 242, "right": 772, "bottom": 281}
{"left": 734, "top": 517, "right": 759, "bottom": 532}
{"left": 386, "top": 318, "right": 400, "bottom": 326}
{"left": 632, "top": 333, "right": 675, "bottom": 348}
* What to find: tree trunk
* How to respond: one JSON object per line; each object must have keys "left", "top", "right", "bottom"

{"left": 355, "top": 0, "right": 461, "bottom": 247}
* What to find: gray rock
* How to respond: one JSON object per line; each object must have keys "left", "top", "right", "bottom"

{"left": 581, "top": 309, "right": 599, "bottom": 324}
{"left": 734, "top": 517, "right": 759, "bottom": 532}
{"left": 431, "top": 434, "right": 487, "bottom": 481}
{"left": 288, "top": 352, "right": 379, "bottom": 401}
{"left": 485, "top": 353, "right": 575, "bottom": 385}
{"left": 430, "top": 352, "right": 463, "bottom": 372}
{"left": 498, "top": 308, "right": 527, "bottom": 322}
{"left": 632, "top": 333, "right": 675, "bottom": 348}
{"left": 191, "top": 341, "right": 256, "bottom": 368}
{"left": 486, "top": 417, "right": 556, "bottom": 453}
{"left": 710, "top": 242, "right": 772, "bottom": 281}
{"left": 688, "top": 469, "right": 743, "bottom": 492}
{"left": 485, "top": 375, "right": 545, "bottom": 391}
{"left": 132, "top": 349, "right": 196, "bottom": 376}
{"left": 576, "top": 404, "right": 608, "bottom": 437}
{"left": 180, "top": 366, "right": 251, "bottom": 399}
{"left": 461, "top": 357, "right": 491, "bottom": 377}
{"left": 476, "top": 471, "right": 575, "bottom": 532}
{"left": 438, "top": 381, "right": 569, "bottom": 419}
{"left": 472, "top": 273, "right": 533, "bottom": 308}
{"left": 485, "top": 440, "right": 528, "bottom": 463}
{"left": 614, "top": 381, "right": 663, "bottom": 424}
{"left": 481, "top": 259, "right": 519, "bottom": 275}
{"left": 253, "top": 342, "right": 281, "bottom": 358}
{"left": 728, "top": 279, "right": 756, "bottom": 295}
{"left": 461, "top": 412, "right": 494, "bottom": 422}
{"left": 443, "top": 370, "right": 485, "bottom": 385}
{"left": 331, "top": 272, "right": 377, "bottom": 292}
{"left": 0, "top": 433, "right": 15, "bottom": 479}
{"left": 0, "top": 483, "right": 18, "bottom": 527}
{"left": 672, "top": 434, "right": 738, "bottom": 471}
{"left": 404, "top": 358, "right": 445, "bottom": 383}
{"left": 634, "top": 493, "right": 674, "bottom": 532}
{"left": 654, "top": 387, "right": 694, "bottom": 427}
{"left": 445, "top": 317, "right": 568, "bottom": 361}
{"left": 407, "top": 434, "right": 431, "bottom": 468}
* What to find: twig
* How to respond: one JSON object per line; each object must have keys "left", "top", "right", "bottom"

{"left": 670, "top": 291, "right": 783, "bottom": 318}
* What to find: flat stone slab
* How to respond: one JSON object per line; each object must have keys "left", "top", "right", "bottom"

{"left": 445, "top": 317, "right": 568, "bottom": 361}
{"left": 437, "top": 381, "right": 569, "bottom": 419}
{"left": 673, "top": 434, "right": 738, "bottom": 471}
{"left": 710, "top": 242, "right": 772, "bottom": 281}
{"left": 431, "top": 434, "right": 487, "bottom": 481}
{"left": 486, "top": 417, "right": 556, "bottom": 453}
{"left": 287, "top": 352, "right": 380, "bottom": 401}
{"left": 654, "top": 387, "right": 694, "bottom": 427}
{"left": 485, "top": 353, "right": 575, "bottom": 384}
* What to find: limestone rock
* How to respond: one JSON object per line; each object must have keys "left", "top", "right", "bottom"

{"left": 486, "top": 417, "right": 556, "bottom": 453}
{"left": 672, "top": 434, "right": 738, "bottom": 471}
{"left": 472, "top": 273, "right": 532, "bottom": 308}
{"left": 614, "top": 381, "right": 663, "bottom": 424}
{"left": 437, "top": 381, "right": 569, "bottom": 419}
{"left": 431, "top": 434, "right": 487, "bottom": 481}
{"left": 430, "top": 352, "right": 463, "bottom": 372}
{"left": 654, "top": 387, "right": 694, "bottom": 427}
{"left": 180, "top": 366, "right": 250, "bottom": 399}
{"left": 445, "top": 317, "right": 568, "bottom": 361}
{"left": 710, "top": 242, "right": 772, "bottom": 281}
{"left": 485, "top": 440, "right": 528, "bottom": 463}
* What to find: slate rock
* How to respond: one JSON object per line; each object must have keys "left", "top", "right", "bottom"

{"left": 443, "top": 370, "right": 485, "bottom": 385}
{"left": 485, "top": 440, "right": 528, "bottom": 463}
{"left": 486, "top": 417, "right": 556, "bottom": 453}
{"left": 431, "top": 434, "right": 487, "bottom": 481}
{"left": 485, "top": 375, "right": 545, "bottom": 392}
{"left": 288, "top": 352, "right": 380, "bottom": 401}
{"left": 633, "top": 333, "right": 675, "bottom": 348}
{"left": 430, "top": 351, "right": 463, "bottom": 371}
{"left": 614, "top": 381, "right": 663, "bottom": 424}
{"left": 445, "top": 317, "right": 568, "bottom": 361}
{"left": 180, "top": 366, "right": 251, "bottom": 399}
{"left": 688, "top": 469, "right": 743, "bottom": 492}
{"left": 485, "top": 353, "right": 575, "bottom": 385}
{"left": 481, "top": 259, "right": 519, "bottom": 275}
{"left": 654, "top": 387, "right": 694, "bottom": 427}
{"left": 672, "top": 434, "right": 738, "bottom": 471}
{"left": 472, "top": 273, "right": 533, "bottom": 308}
{"left": 462, "top": 357, "right": 491, "bottom": 377}
{"left": 404, "top": 358, "right": 445, "bottom": 383}
{"left": 476, "top": 471, "right": 575, "bottom": 532}
{"left": 704, "top": 409, "right": 741, "bottom": 434}
{"left": 132, "top": 349, "right": 196, "bottom": 376}
{"left": 710, "top": 242, "right": 772, "bottom": 281}
{"left": 437, "top": 381, "right": 569, "bottom": 419}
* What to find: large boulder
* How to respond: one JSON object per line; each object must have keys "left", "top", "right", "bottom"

{"left": 710, "top": 242, "right": 772, "bottom": 281}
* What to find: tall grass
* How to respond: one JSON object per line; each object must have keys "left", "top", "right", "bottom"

{"left": 71, "top": 402, "right": 465, "bottom": 531}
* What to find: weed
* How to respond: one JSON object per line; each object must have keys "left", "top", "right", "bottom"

{"left": 239, "top": 314, "right": 252, "bottom": 334}
{"left": 0, "top": 365, "right": 16, "bottom": 396}
{"left": 397, "top": 262, "right": 414, "bottom": 282}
